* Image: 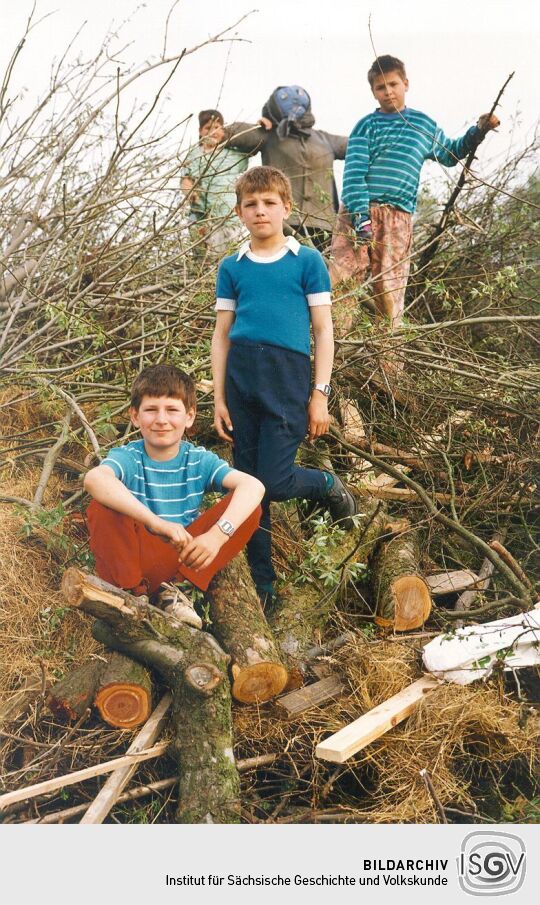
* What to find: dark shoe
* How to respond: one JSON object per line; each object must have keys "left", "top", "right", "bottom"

{"left": 324, "top": 473, "right": 357, "bottom": 530}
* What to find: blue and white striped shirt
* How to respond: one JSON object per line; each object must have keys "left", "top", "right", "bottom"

{"left": 342, "top": 107, "right": 482, "bottom": 221}
{"left": 102, "top": 439, "right": 232, "bottom": 525}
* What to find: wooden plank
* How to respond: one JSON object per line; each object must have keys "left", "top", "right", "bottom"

{"left": 276, "top": 675, "right": 345, "bottom": 719}
{"left": 355, "top": 485, "right": 452, "bottom": 504}
{"left": 0, "top": 741, "right": 169, "bottom": 811}
{"left": 426, "top": 570, "right": 479, "bottom": 596}
{"left": 79, "top": 693, "right": 172, "bottom": 824}
{"left": 315, "top": 676, "right": 439, "bottom": 763}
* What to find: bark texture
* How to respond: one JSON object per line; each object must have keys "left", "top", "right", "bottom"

{"left": 46, "top": 660, "right": 103, "bottom": 721}
{"left": 206, "top": 554, "right": 288, "bottom": 703}
{"left": 62, "top": 568, "right": 240, "bottom": 823}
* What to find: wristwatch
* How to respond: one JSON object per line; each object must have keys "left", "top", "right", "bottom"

{"left": 216, "top": 518, "right": 235, "bottom": 537}
{"left": 314, "top": 383, "right": 331, "bottom": 397}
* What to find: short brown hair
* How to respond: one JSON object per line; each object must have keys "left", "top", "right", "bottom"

{"left": 198, "top": 109, "right": 224, "bottom": 130}
{"left": 130, "top": 364, "right": 196, "bottom": 411}
{"left": 367, "top": 55, "right": 407, "bottom": 87}
{"left": 235, "top": 165, "right": 293, "bottom": 206}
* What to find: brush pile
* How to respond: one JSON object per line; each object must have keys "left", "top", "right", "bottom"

{"left": 0, "top": 11, "right": 538, "bottom": 823}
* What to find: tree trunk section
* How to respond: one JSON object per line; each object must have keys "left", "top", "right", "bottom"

{"left": 371, "top": 531, "right": 432, "bottom": 631}
{"left": 94, "top": 653, "right": 153, "bottom": 729}
{"left": 206, "top": 554, "right": 288, "bottom": 703}
{"left": 46, "top": 660, "right": 103, "bottom": 721}
{"left": 61, "top": 568, "right": 240, "bottom": 823}
{"left": 268, "top": 500, "right": 389, "bottom": 669}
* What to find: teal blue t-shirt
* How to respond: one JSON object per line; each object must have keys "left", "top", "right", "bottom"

{"left": 102, "top": 439, "right": 232, "bottom": 525}
{"left": 215, "top": 238, "right": 331, "bottom": 357}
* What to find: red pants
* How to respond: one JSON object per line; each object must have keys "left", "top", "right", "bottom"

{"left": 87, "top": 495, "right": 261, "bottom": 594}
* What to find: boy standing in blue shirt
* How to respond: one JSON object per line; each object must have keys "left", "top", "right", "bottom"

{"left": 212, "top": 166, "right": 356, "bottom": 604}
{"left": 331, "top": 55, "right": 499, "bottom": 329}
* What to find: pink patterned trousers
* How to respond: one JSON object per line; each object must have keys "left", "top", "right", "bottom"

{"left": 330, "top": 203, "right": 413, "bottom": 332}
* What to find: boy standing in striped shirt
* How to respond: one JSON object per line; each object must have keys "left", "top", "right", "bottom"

{"left": 331, "top": 55, "right": 499, "bottom": 329}
{"left": 84, "top": 364, "right": 264, "bottom": 628}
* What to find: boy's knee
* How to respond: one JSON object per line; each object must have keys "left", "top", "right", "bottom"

{"left": 261, "top": 472, "right": 295, "bottom": 502}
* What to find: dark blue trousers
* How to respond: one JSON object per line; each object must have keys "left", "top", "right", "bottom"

{"left": 225, "top": 341, "right": 328, "bottom": 586}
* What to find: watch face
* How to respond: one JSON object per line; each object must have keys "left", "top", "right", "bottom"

{"left": 218, "top": 519, "right": 234, "bottom": 536}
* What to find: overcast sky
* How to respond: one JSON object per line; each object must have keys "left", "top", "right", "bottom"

{"left": 1, "top": 0, "right": 538, "bottom": 188}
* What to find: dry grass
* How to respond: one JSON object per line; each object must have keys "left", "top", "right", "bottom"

{"left": 0, "top": 469, "right": 98, "bottom": 708}
{"left": 234, "top": 635, "right": 540, "bottom": 823}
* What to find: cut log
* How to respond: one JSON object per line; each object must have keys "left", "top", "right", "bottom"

{"left": 94, "top": 652, "right": 153, "bottom": 729}
{"left": 61, "top": 568, "right": 240, "bottom": 823}
{"left": 357, "top": 467, "right": 408, "bottom": 491}
{"left": 426, "top": 570, "right": 479, "bottom": 596}
{"left": 371, "top": 531, "right": 432, "bottom": 631}
{"left": 46, "top": 660, "right": 104, "bottom": 721}
{"left": 205, "top": 554, "right": 288, "bottom": 703}
{"left": 315, "top": 676, "right": 439, "bottom": 763}
{"left": 275, "top": 675, "right": 345, "bottom": 719}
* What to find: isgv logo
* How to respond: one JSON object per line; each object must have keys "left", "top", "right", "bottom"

{"left": 458, "top": 831, "right": 526, "bottom": 896}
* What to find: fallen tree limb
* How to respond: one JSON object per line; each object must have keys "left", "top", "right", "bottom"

{"left": 206, "top": 554, "right": 288, "bottom": 703}
{"left": 268, "top": 500, "right": 390, "bottom": 671}
{"left": 417, "top": 72, "right": 515, "bottom": 273}
{"left": 61, "top": 568, "right": 240, "bottom": 823}
{"left": 489, "top": 540, "right": 534, "bottom": 589}
{"left": 330, "top": 426, "right": 532, "bottom": 604}
{"left": 453, "top": 530, "right": 507, "bottom": 611}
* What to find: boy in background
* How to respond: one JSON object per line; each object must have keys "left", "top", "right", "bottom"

{"left": 181, "top": 109, "right": 248, "bottom": 256}
{"left": 331, "top": 55, "right": 500, "bottom": 329}
{"left": 212, "top": 165, "right": 356, "bottom": 606}
{"left": 84, "top": 364, "right": 263, "bottom": 628}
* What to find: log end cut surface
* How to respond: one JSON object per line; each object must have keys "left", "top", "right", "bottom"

{"left": 232, "top": 662, "right": 288, "bottom": 704}
{"left": 95, "top": 683, "right": 152, "bottom": 729}
{"left": 376, "top": 575, "right": 432, "bottom": 632}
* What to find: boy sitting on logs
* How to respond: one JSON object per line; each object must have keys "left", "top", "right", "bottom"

{"left": 84, "top": 364, "right": 264, "bottom": 629}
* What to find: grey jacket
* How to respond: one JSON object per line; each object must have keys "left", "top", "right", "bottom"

{"left": 224, "top": 122, "right": 348, "bottom": 231}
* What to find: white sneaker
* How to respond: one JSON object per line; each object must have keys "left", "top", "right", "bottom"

{"left": 157, "top": 583, "right": 202, "bottom": 630}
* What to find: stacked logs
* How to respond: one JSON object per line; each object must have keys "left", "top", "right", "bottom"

{"left": 59, "top": 564, "right": 292, "bottom": 823}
